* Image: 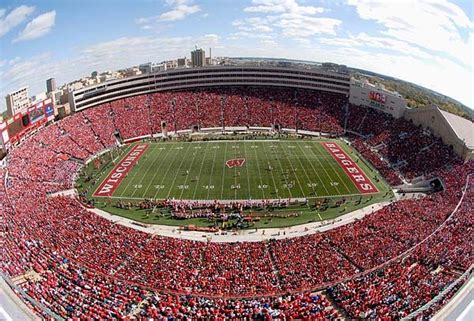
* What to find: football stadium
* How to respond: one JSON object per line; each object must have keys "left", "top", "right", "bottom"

{"left": 0, "top": 1, "right": 473, "bottom": 320}
{"left": 0, "top": 61, "right": 472, "bottom": 320}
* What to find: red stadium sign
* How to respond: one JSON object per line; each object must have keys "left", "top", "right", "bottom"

{"left": 369, "top": 91, "right": 386, "bottom": 104}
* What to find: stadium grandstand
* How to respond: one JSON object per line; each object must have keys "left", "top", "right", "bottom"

{"left": 0, "top": 59, "right": 473, "bottom": 320}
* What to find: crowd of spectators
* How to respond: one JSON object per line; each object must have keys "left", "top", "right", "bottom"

{"left": 328, "top": 170, "right": 473, "bottom": 319}
{"left": 1, "top": 87, "right": 472, "bottom": 319}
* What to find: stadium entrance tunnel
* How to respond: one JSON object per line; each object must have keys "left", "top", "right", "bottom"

{"left": 397, "top": 176, "right": 445, "bottom": 194}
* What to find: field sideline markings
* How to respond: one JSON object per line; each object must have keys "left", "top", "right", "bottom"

{"left": 311, "top": 141, "right": 353, "bottom": 194}
{"left": 166, "top": 143, "right": 193, "bottom": 199}
{"left": 100, "top": 190, "right": 376, "bottom": 201}
{"left": 262, "top": 141, "right": 281, "bottom": 199}
{"left": 141, "top": 142, "right": 174, "bottom": 198}
{"left": 192, "top": 142, "right": 209, "bottom": 199}
{"left": 179, "top": 142, "right": 201, "bottom": 199}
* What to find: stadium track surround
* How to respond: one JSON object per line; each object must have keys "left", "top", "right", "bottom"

{"left": 1, "top": 85, "right": 473, "bottom": 320}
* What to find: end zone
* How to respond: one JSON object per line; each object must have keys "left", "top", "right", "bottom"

{"left": 93, "top": 144, "right": 149, "bottom": 197}
{"left": 321, "top": 142, "right": 378, "bottom": 194}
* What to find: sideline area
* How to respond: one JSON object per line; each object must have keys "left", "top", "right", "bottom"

{"left": 88, "top": 199, "right": 392, "bottom": 242}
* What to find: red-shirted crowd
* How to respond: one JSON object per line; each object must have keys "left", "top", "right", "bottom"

{"left": 1, "top": 87, "right": 472, "bottom": 319}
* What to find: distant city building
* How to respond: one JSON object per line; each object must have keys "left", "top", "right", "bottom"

{"left": 47, "top": 90, "right": 62, "bottom": 111}
{"left": 177, "top": 57, "right": 187, "bottom": 67}
{"left": 91, "top": 71, "right": 98, "bottom": 78}
{"left": 5, "top": 86, "right": 30, "bottom": 117}
{"left": 46, "top": 78, "right": 56, "bottom": 93}
{"left": 139, "top": 63, "right": 153, "bottom": 74}
{"left": 191, "top": 48, "right": 206, "bottom": 67}
{"left": 124, "top": 67, "right": 141, "bottom": 77}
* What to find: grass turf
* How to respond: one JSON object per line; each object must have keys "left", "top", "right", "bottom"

{"left": 78, "top": 138, "right": 393, "bottom": 228}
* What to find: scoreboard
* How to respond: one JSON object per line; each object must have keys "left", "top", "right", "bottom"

{"left": 349, "top": 80, "right": 406, "bottom": 119}
{"left": 0, "top": 98, "right": 54, "bottom": 151}
{"left": 368, "top": 91, "right": 386, "bottom": 104}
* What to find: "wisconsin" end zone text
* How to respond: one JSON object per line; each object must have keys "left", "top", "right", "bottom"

{"left": 93, "top": 144, "right": 149, "bottom": 197}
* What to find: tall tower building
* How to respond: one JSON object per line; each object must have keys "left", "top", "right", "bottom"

{"left": 191, "top": 48, "right": 206, "bottom": 67}
{"left": 5, "top": 86, "right": 30, "bottom": 117}
{"left": 46, "top": 78, "right": 56, "bottom": 93}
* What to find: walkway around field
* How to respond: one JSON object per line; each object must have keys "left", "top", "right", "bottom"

{"left": 88, "top": 200, "right": 392, "bottom": 242}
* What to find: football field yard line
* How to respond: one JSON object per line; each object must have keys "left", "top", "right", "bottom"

{"left": 242, "top": 142, "right": 252, "bottom": 200}
{"left": 206, "top": 143, "right": 219, "bottom": 200}
{"left": 117, "top": 144, "right": 149, "bottom": 197}
{"left": 220, "top": 142, "right": 228, "bottom": 199}
{"left": 262, "top": 142, "right": 281, "bottom": 199}
{"left": 310, "top": 142, "right": 353, "bottom": 194}
{"left": 293, "top": 142, "right": 320, "bottom": 197}
{"left": 297, "top": 142, "right": 333, "bottom": 195}
{"left": 232, "top": 144, "right": 239, "bottom": 200}
{"left": 279, "top": 142, "right": 306, "bottom": 198}
{"left": 153, "top": 144, "right": 182, "bottom": 199}
{"left": 192, "top": 142, "right": 209, "bottom": 199}
{"left": 178, "top": 142, "right": 201, "bottom": 199}
{"left": 271, "top": 143, "right": 293, "bottom": 198}
{"left": 165, "top": 143, "right": 192, "bottom": 199}
{"left": 296, "top": 142, "right": 331, "bottom": 195}
{"left": 253, "top": 143, "right": 266, "bottom": 199}
{"left": 141, "top": 144, "right": 174, "bottom": 198}
{"left": 129, "top": 145, "right": 162, "bottom": 197}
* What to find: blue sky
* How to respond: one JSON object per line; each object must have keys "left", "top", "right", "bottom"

{"left": 0, "top": 0, "right": 472, "bottom": 112}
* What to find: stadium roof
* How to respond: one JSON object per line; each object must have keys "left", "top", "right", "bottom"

{"left": 439, "top": 110, "right": 474, "bottom": 149}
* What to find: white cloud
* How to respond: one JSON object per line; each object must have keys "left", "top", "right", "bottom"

{"left": 275, "top": 14, "right": 341, "bottom": 36}
{"left": 135, "top": 0, "right": 201, "bottom": 31}
{"left": 8, "top": 57, "right": 21, "bottom": 65}
{"left": 319, "top": 32, "right": 432, "bottom": 60}
{"left": 228, "top": 31, "right": 275, "bottom": 41}
{"left": 233, "top": 17, "right": 274, "bottom": 33}
{"left": 0, "top": 5, "right": 35, "bottom": 37}
{"left": 159, "top": 4, "right": 200, "bottom": 21}
{"left": 348, "top": 0, "right": 473, "bottom": 67}
{"left": 244, "top": 0, "right": 324, "bottom": 15}
{"left": 14, "top": 10, "right": 56, "bottom": 42}
{"left": 235, "top": 0, "right": 340, "bottom": 38}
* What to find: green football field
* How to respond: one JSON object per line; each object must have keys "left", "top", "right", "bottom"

{"left": 91, "top": 139, "right": 388, "bottom": 201}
